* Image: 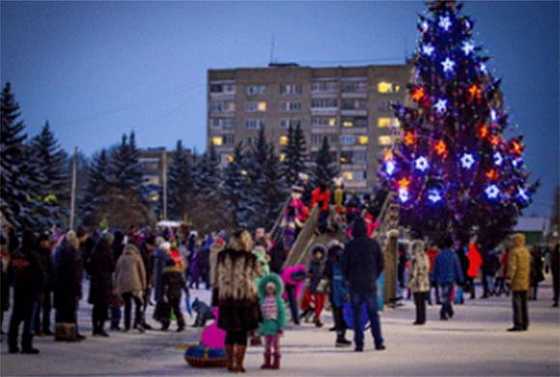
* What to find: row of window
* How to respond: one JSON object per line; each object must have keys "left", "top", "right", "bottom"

{"left": 210, "top": 116, "right": 399, "bottom": 129}
{"left": 211, "top": 100, "right": 398, "bottom": 114}
{"left": 211, "top": 81, "right": 400, "bottom": 95}
{"left": 211, "top": 134, "right": 392, "bottom": 148}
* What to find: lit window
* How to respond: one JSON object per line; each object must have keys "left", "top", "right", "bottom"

{"left": 257, "top": 102, "right": 267, "bottom": 111}
{"left": 378, "top": 81, "right": 400, "bottom": 93}
{"left": 279, "top": 153, "right": 286, "bottom": 162}
{"left": 378, "top": 117, "right": 391, "bottom": 127}
{"left": 342, "top": 171, "right": 354, "bottom": 181}
{"left": 212, "top": 137, "right": 223, "bottom": 146}
{"left": 378, "top": 136, "right": 392, "bottom": 146}
{"left": 150, "top": 193, "right": 159, "bottom": 202}
{"left": 358, "top": 136, "right": 369, "bottom": 145}
{"left": 280, "top": 135, "right": 289, "bottom": 146}
{"left": 328, "top": 118, "right": 336, "bottom": 126}
{"left": 227, "top": 155, "right": 234, "bottom": 163}
{"left": 343, "top": 120, "right": 353, "bottom": 128}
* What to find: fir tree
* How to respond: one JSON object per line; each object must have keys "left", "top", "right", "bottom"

{"left": 282, "top": 124, "right": 307, "bottom": 185}
{"left": 81, "top": 149, "right": 111, "bottom": 227}
{"left": 1, "top": 82, "right": 28, "bottom": 228}
{"left": 194, "top": 144, "right": 221, "bottom": 196}
{"left": 378, "top": 0, "right": 538, "bottom": 248}
{"left": 167, "top": 140, "right": 194, "bottom": 220}
{"left": 30, "top": 121, "right": 69, "bottom": 222}
{"left": 312, "top": 136, "right": 338, "bottom": 187}
{"left": 244, "top": 128, "right": 269, "bottom": 229}
{"left": 262, "top": 142, "right": 289, "bottom": 230}
{"left": 104, "top": 133, "right": 150, "bottom": 228}
{"left": 221, "top": 143, "right": 250, "bottom": 227}
{"left": 0, "top": 82, "right": 47, "bottom": 230}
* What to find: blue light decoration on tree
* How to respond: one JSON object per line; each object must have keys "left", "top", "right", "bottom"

{"left": 377, "top": 0, "right": 539, "bottom": 247}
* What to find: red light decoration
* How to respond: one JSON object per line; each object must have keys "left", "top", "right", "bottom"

{"left": 404, "top": 131, "right": 416, "bottom": 146}
{"left": 478, "top": 124, "right": 489, "bottom": 139}
{"left": 486, "top": 169, "right": 499, "bottom": 181}
{"left": 398, "top": 177, "right": 411, "bottom": 188}
{"left": 468, "top": 84, "right": 482, "bottom": 101}
{"left": 434, "top": 140, "right": 448, "bottom": 156}
{"left": 512, "top": 141, "right": 523, "bottom": 156}
{"left": 412, "top": 86, "right": 425, "bottom": 102}
{"left": 383, "top": 149, "right": 393, "bottom": 162}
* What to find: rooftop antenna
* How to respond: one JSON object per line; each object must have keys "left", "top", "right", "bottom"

{"left": 269, "top": 33, "right": 276, "bottom": 64}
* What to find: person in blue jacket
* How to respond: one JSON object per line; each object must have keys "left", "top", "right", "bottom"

{"left": 433, "top": 235, "right": 464, "bottom": 320}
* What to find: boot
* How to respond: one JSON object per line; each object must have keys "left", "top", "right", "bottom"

{"left": 271, "top": 352, "right": 281, "bottom": 370}
{"left": 261, "top": 351, "right": 272, "bottom": 369}
{"left": 21, "top": 334, "right": 40, "bottom": 354}
{"left": 225, "top": 344, "right": 235, "bottom": 372}
{"left": 336, "top": 333, "right": 352, "bottom": 347}
{"left": 235, "top": 345, "right": 247, "bottom": 373}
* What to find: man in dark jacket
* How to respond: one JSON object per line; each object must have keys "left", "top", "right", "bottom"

{"left": 139, "top": 235, "right": 155, "bottom": 329}
{"left": 77, "top": 227, "right": 95, "bottom": 278}
{"left": 87, "top": 234, "right": 115, "bottom": 336}
{"left": 341, "top": 217, "right": 385, "bottom": 352}
{"left": 54, "top": 231, "right": 84, "bottom": 340}
{"left": 551, "top": 243, "right": 559, "bottom": 307}
{"left": 34, "top": 233, "right": 55, "bottom": 336}
{"left": 8, "top": 231, "right": 46, "bottom": 354}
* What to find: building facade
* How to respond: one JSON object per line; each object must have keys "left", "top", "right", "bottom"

{"left": 138, "top": 147, "right": 196, "bottom": 208}
{"left": 207, "top": 63, "right": 411, "bottom": 192}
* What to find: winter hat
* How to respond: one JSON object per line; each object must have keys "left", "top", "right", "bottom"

{"left": 155, "top": 236, "right": 165, "bottom": 247}
{"left": 327, "top": 239, "right": 343, "bottom": 250}
{"left": 265, "top": 281, "right": 276, "bottom": 291}
{"left": 161, "top": 241, "right": 171, "bottom": 252}
{"left": 291, "top": 184, "right": 304, "bottom": 194}
{"left": 298, "top": 172, "right": 309, "bottom": 182}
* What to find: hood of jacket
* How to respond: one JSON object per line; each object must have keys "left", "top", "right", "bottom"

{"left": 123, "top": 243, "right": 140, "bottom": 256}
{"left": 280, "top": 264, "right": 306, "bottom": 285}
{"left": 352, "top": 217, "right": 367, "bottom": 238}
{"left": 411, "top": 240, "right": 426, "bottom": 256}
{"left": 309, "top": 243, "right": 327, "bottom": 261}
{"left": 258, "top": 272, "right": 284, "bottom": 298}
{"left": 510, "top": 233, "right": 526, "bottom": 249}
{"left": 227, "top": 231, "right": 253, "bottom": 252}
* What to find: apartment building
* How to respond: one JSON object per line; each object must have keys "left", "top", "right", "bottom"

{"left": 138, "top": 147, "right": 197, "bottom": 204}
{"left": 207, "top": 63, "right": 411, "bottom": 192}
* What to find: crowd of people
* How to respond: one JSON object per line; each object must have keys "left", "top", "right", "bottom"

{"left": 1, "top": 177, "right": 559, "bottom": 373}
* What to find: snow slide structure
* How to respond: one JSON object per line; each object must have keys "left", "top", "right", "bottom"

{"left": 269, "top": 187, "right": 400, "bottom": 308}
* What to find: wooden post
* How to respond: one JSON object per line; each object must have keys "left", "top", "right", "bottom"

{"left": 162, "top": 149, "right": 168, "bottom": 220}
{"left": 69, "top": 147, "right": 78, "bottom": 230}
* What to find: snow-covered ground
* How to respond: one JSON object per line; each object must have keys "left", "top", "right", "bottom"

{"left": 1, "top": 278, "right": 559, "bottom": 376}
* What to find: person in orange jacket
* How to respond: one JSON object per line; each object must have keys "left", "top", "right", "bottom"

{"left": 466, "top": 242, "right": 483, "bottom": 299}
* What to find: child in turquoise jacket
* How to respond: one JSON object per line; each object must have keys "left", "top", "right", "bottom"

{"left": 258, "top": 273, "right": 286, "bottom": 370}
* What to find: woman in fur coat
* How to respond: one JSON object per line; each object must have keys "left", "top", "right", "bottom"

{"left": 408, "top": 240, "right": 430, "bottom": 325}
{"left": 217, "top": 229, "right": 262, "bottom": 373}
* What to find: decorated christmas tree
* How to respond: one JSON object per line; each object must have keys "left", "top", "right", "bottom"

{"left": 378, "top": 0, "right": 539, "bottom": 247}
